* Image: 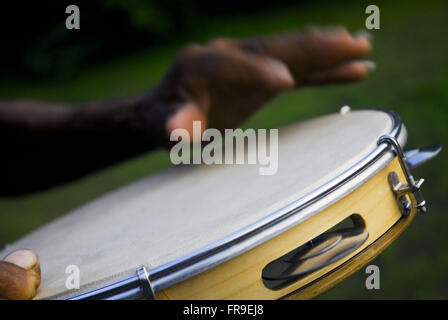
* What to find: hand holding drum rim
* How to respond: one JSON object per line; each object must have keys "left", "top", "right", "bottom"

{"left": 0, "top": 26, "right": 373, "bottom": 300}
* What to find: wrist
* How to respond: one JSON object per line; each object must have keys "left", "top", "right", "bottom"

{"left": 63, "top": 96, "right": 156, "bottom": 151}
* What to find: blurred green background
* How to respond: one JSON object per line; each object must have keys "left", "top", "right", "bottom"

{"left": 0, "top": 0, "right": 447, "bottom": 299}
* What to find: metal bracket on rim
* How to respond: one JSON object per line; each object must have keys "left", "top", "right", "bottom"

{"left": 378, "top": 135, "right": 426, "bottom": 216}
{"left": 137, "top": 266, "right": 156, "bottom": 300}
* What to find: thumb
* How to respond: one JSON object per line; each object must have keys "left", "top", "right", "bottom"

{"left": 166, "top": 102, "right": 208, "bottom": 143}
{"left": 0, "top": 249, "right": 41, "bottom": 300}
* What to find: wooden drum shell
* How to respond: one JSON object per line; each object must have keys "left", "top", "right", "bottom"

{"left": 157, "top": 157, "right": 407, "bottom": 299}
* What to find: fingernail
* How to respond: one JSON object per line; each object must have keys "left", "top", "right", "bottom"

{"left": 3, "top": 249, "right": 38, "bottom": 270}
{"left": 363, "top": 60, "right": 376, "bottom": 71}
{"left": 265, "top": 58, "right": 295, "bottom": 87}
{"left": 354, "top": 29, "right": 373, "bottom": 42}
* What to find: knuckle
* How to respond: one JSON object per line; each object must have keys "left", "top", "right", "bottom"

{"left": 0, "top": 264, "right": 40, "bottom": 300}
{"left": 208, "top": 38, "right": 235, "bottom": 49}
{"left": 172, "top": 43, "right": 204, "bottom": 70}
{"left": 17, "top": 270, "right": 40, "bottom": 300}
{"left": 178, "top": 43, "right": 203, "bottom": 58}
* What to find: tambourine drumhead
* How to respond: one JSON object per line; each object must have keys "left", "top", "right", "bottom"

{"left": 0, "top": 109, "right": 402, "bottom": 299}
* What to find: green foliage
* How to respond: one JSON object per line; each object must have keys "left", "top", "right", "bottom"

{"left": 2, "top": 0, "right": 298, "bottom": 80}
{"left": 103, "top": 0, "right": 169, "bottom": 31}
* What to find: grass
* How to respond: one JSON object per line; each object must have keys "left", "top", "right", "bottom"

{"left": 1, "top": 0, "right": 447, "bottom": 299}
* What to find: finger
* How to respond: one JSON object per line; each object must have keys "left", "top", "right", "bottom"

{"left": 164, "top": 55, "right": 290, "bottom": 136}
{"left": 218, "top": 52, "right": 296, "bottom": 92}
{"left": 301, "top": 60, "right": 375, "bottom": 86}
{"left": 166, "top": 102, "right": 207, "bottom": 140}
{"left": 200, "top": 49, "right": 295, "bottom": 127}
{"left": 0, "top": 249, "right": 41, "bottom": 300}
{"left": 233, "top": 27, "right": 372, "bottom": 77}
{"left": 164, "top": 44, "right": 295, "bottom": 116}
{"left": 3, "top": 249, "right": 41, "bottom": 274}
{"left": 162, "top": 44, "right": 296, "bottom": 131}
{"left": 257, "top": 56, "right": 296, "bottom": 90}
{"left": 209, "top": 48, "right": 296, "bottom": 92}
{"left": 178, "top": 44, "right": 295, "bottom": 92}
